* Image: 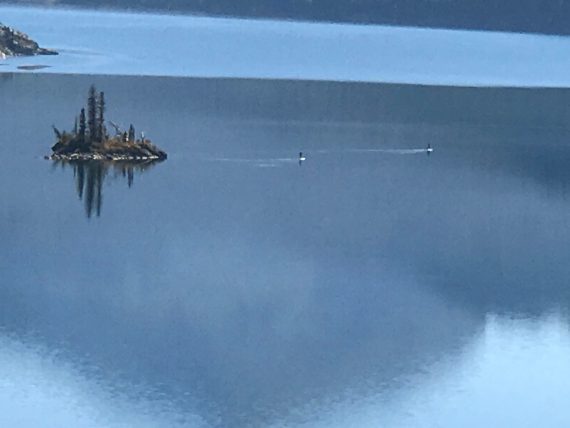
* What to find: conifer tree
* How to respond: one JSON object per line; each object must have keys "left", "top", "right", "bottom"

{"left": 79, "top": 108, "right": 86, "bottom": 142}
{"left": 128, "top": 124, "right": 135, "bottom": 143}
{"left": 97, "top": 91, "right": 106, "bottom": 142}
{"left": 87, "top": 85, "right": 97, "bottom": 143}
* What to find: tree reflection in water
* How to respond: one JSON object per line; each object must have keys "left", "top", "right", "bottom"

{"left": 54, "top": 159, "right": 163, "bottom": 218}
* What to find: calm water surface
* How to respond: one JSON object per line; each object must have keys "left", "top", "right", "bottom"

{"left": 4, "top": 5, "right": 570, "bottom": 87}
{"left": 1, "top": 73, "right": 570, "bottom": 427}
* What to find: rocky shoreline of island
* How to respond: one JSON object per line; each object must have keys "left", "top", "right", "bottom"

{"left": 47, "top": 149, "right": 166, "bottom": 162}
{"left": 0, "top": 23, "right": 58, "bottom": 58}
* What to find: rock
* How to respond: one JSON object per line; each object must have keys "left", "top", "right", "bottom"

{"left": 0, "top": 23, "right": 58, "bottom": 57}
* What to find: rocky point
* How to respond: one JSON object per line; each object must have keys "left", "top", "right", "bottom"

{"left": 0, "top": 23, "right": 57, "bottom": 58}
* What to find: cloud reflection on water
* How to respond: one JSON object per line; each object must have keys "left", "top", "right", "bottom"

{"left": 2, "top": 73, "right": 570, "bottom": 426}
{"left": 0, "top": 332, "right": 206, "bottom": 428}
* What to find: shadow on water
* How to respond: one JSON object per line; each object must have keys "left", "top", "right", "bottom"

{"left": 53, "top": 159, "right": 164, "bottom": 218}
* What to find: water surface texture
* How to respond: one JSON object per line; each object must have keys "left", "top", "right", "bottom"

{"left": 2, "top": 73, "right": 570, "bottom": 427}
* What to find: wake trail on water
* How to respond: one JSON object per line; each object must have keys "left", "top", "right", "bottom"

{"left": 203, "top": 157, "right": 300, "bottom": 167}
{"left": 313, "top": 148, "right": 429, "bottom": 154}
{"left": 200, "top": 148, "right": 430, "bottom": 167}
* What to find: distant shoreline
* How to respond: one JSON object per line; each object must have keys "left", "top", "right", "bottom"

{"left": 5, "top": 1, "right": 570, "bottom": 36}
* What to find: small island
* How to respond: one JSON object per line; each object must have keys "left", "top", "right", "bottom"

{"left": 0, "top": 23, "right": 57, "bottom": 58}
{"left": 49, "top": 85, "right": 167, "bottom": 161}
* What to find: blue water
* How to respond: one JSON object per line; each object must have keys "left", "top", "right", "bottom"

{"left": 2, "top": 73, "right": 570, "bottom": 427}
{"left": 3, "top": 5, "right": 570, "bottom": 87}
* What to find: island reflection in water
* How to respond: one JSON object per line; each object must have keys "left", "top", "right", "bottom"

{"left": 53, "top": 159, "right": 164, "bottom": 218}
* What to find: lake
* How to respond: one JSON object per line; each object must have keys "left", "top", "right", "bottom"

{"left": 2, "top": 72, "right": 570, "bottom": 427}
{"left": 5, "top": 4, "right": 570, "bottom": 87}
